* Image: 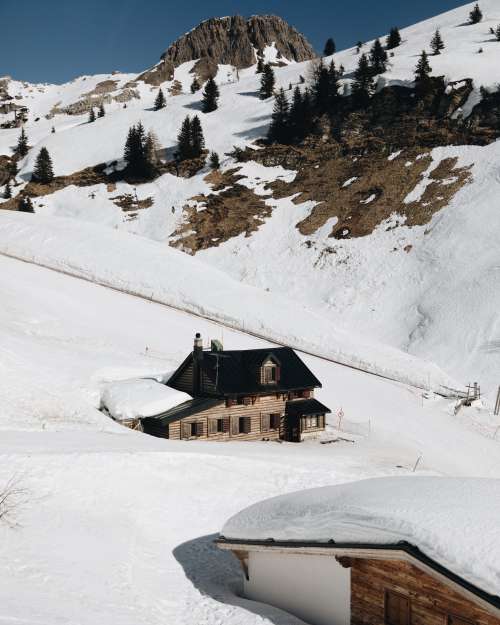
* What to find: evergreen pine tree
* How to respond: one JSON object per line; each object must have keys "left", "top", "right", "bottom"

{"left": 386, "top": 27, "right": 402, "bottom": 50}
{"left": 256, "top": 57, "right": 264, "bottom": 73}
{"left": 414, "top": 50, "right": 433, "bottom": 97}
{"left": 356, "top": 41, "right": 364, "bottom": 53}
{"left": 51, "top": 126, "right": 56, "bottom": 133}
{"left": 9, "top": 159, "right": 19, "bottom": 179}
{"left": 369, "top": 38, "right": 388, "bottom": 75}
{"left": 431, "top": 29, "right": 445, "bottom": 55}
{"left": 289, "top": 86, "right": 303, "bottom": 141}
{"left": 88, "top": 108, "right": 96, "bottom": 123}
{"left": 19, "top": 196, "right": 34, "bottom": 212}
{"left": 154, "top": 88, "right": 166, "bottom": 110}
{"left": 190, "top": 77, "right": 201, "bottom": 93}
{"left": 16, "top": 127, "right": 29, "bottom": 157}
{"left": 328, "top": 61, "right": 341, "bottom": 105}
{"left": 32, "top": 147, "right": 54, "bottom": 184}
{"left": 267, "top": 88, "right": 290, "bottom": 144}
{"left": 190, "top": 115, "right": 205, "bottom": 157}
{"left": 469, "top": 3, "right": 483, "bottom": 24}
{"left": 123, "top": 122, "right": 154, "bottom": 179}
{"left": 209, "top": 151, "right": 220, "bottom": 169}
{"left": 352, "top": 53, "right": 374, "bottom": 105}
{"left": 98, "top": 103, "right": 106, "bottom": 118}
{"left": 144, "top": 130, "right": 160, "bottom": 165}
{"left": 312, "top": 60, "right": 331, "bottom": 112}
{"left": 177, "top": 116, "right": 192, "bottom": 161}
{"left": 415, "top": 50, "right": 432, "bottom": 82}
{"left": 4, "top": 180, "right": 12, "bottom": 199}
{"left": 201, "top": 77, "right": 220, "bottom": 113}
{"left": 495, "top": 24, "right": 500, "bottom": 41}
{"left": 301, "top": 88, "right": 314, "bottom": 138}
{"left": 323, "top": 38, "right": 336, "bottom": 56}
{"left": 259, "top": 64, "right": 275, "bottom": 100}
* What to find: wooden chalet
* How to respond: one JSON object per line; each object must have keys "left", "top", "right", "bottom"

{"left": 217, "top": 539, "right": 500, "bottom": 625}
{"left": 217, "top": 478, "right": 500, "bottom": 625}
{"left": 141, "top": 333, "right": 330, "bottom": 442}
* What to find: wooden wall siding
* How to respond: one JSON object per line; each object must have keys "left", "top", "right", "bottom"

{"left": 350, "top": 558, "right": 500, "bottom": 625}
{"left": 169, "top": 394, "right": 289, "bottom": 442}
{"left": 175, "top": 361, "right": 194, "bottom": 393}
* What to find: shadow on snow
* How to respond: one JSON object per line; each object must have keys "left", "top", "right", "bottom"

{"left": 173, "top": 533, "right": 308, "bottom": 625}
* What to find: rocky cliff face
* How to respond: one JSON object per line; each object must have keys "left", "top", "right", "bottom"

{"left": 138, "top": 15, "right": 316, "bottom": 85}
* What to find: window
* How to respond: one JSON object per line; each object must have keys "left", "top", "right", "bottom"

{"left": 260, "top": 358, "right": 280, "bottom": 386}
{"left": 448, "top": 617, "right": 476, "bottom": 625}
{"left": 190, "top": 421, "right": 204, "bottom": 437}
{"left": 263, "top": 364, "right": 277, "bottom": 384}
{"left": 239, "top": 416, "right": 251, "bottom": 434}
{"left": 270, "top": 413, "right": 281, "bottom": 430}
{"left": 304, "top": 416, "right": 318, "bottom": 429}
{"left": 208, "top": 418, "right": 225, "bottom": 435}
{"left": 385, "top": 590, "right": 410, "bottom": 625}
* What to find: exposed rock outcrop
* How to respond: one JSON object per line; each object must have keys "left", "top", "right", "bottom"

{"left": 138, "top": 15, "right": 315, "bottom": 85}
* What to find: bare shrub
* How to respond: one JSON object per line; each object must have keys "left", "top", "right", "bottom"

{"left": 0, "top": 475, "right": 28, "bottom": 527}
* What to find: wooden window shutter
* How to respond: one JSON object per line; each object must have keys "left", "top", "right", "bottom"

{"left": 181, "top": 422, "right": 191, "bottom": 440}
{"left": 208, "top": 419, "right": 218, "bottom": 435}
{"left": 223, "top": 417, "right": 230, "bottom": 433}
{"left": 243, "top": 416, "right": 251, "bottom": 434}
{"left": 385, "top": 590, "right": 410, "bottom": 625}
{"left": 261, "top": 413, "right": 270, "bottom": 432}
{"left": 320, "top": 414, "right": 325, "bottom": 428}
{"left": 230, "top": 415, "right": 239, "bottom": 436}
{"left": 448, "top": 617, "right": 476, "bottom": 625}
{"left": 195, "top": 422, "right": 204, "bottom": 437}
{"left": 275, "top": 365, "right": 281, "bottom": 382}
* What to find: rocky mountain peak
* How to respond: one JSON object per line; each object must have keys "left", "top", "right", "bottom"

{"left": 138, "top": 14, "right": 316, "bottom": 85}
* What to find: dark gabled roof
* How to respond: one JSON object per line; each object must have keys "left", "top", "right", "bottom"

{"left": 141, "top": 397, "right": 221, "bottom": 425}
{"left": 286, "top": 398, "right": 331, "bottom": 417}
{"left": 168, "top": 347, "right": 322, "bottom": 397}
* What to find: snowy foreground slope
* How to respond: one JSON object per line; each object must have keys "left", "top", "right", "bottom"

{"left": 1, "top": 252, "right": 500, "bottom": 625}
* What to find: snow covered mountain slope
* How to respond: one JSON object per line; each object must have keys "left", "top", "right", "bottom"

{"left": 0, "top": 211, "right": 459, "bottom": 394}
{"left": 1, "top": 1, "right": 499, "bottom": 395}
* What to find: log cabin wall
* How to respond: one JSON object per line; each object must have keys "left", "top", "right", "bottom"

{"left": 350, "top": 558, "right": 500, "bottom": 625}
{"left": 168, "top": 394, "right": 288, "bottom": 442}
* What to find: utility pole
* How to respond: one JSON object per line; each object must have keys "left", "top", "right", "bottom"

{"left": 495, "top": 386, "right": 500, "bottom": 417}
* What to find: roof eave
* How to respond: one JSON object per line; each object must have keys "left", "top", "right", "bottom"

{"left": 215, "top": 538, "right": 500, "bottom": 616}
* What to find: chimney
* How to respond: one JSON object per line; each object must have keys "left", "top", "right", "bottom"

{"left": 192, "top": 333, "right": 203, "bottom": 396}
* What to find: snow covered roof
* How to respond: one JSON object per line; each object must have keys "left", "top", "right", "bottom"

{"left": 221, "top": 477, "right": 500, "bottom": 597}
{"left": 101, "top": 379, "right": 191, "bottom": 421}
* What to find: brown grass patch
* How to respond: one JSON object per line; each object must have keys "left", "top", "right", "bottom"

{"left": 171, "top": 168, "right": 271, "bottom": 252}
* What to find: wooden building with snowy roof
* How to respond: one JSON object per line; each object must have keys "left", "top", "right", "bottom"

{"left": 140, "top": 333, "right": 330, "bottom": 442}
{"left": 217, "top": 477, "right": 500, "bottom": 625}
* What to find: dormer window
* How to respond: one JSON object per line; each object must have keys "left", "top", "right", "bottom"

{"left": 260, "top": 357, "right": 281, "bottom": 386}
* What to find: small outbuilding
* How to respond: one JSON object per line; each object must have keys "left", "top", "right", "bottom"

{"left": 217, "top": 477, "right": 500, "bottom": 625}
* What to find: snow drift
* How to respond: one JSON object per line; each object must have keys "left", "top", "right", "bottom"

{"left": 222, "top": 476, "right": 500, "bottom": 597}
{"left": 0, "top": 211, "right": 460, "bottom": 394}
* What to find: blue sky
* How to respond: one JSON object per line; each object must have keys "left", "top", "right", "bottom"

{"left": 1, "top": 0, "right": 467, "bottom": 83}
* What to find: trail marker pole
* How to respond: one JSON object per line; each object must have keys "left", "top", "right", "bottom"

{"left": 495, "top": 386, "right": 500, "bottom": 417}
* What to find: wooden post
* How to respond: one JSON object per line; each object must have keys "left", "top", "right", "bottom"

{"left": 495, "top": 386, "right": 500, "bottom": 417}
